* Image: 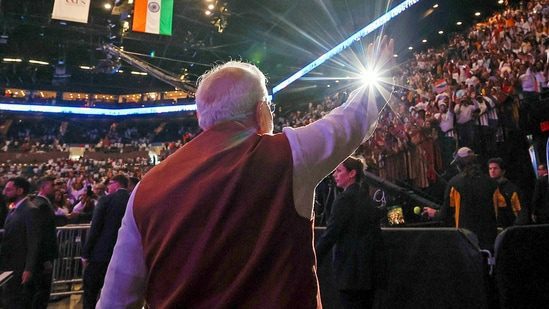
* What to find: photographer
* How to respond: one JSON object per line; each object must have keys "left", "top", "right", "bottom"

{"left": 68, "top": 186, "right": 96, "bottom": 223}
{"left": 454, "top": 94, "right": 480, "bottom": 149}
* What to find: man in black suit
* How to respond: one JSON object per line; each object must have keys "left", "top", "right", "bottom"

{"left": 0, "top": 177, "right": 41, "bottom": 308}
{"left": 82, "top": 175, "right": 130, "bottom": 309}
{"left": 31, "top": 176, "right": 59, "bottom": 309}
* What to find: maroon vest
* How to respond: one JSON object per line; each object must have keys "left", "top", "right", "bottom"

{"left": 134, "top": 121, "right": 321, "bottom": 308}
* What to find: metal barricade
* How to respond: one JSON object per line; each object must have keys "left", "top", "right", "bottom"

{"left": 50, "top": 224, "right": 90, "bottom": 297}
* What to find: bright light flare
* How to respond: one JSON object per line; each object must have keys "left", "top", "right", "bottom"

{"left": 360, "top": 69, "right": 381, "bottom": 87}
{"left": 272, "top": 0, "right": 422, "bottom": 95}
{"left": 341, "top": 38, "right": 400, "bottom": 109}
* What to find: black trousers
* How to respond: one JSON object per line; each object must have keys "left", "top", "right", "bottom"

{"left": 32, "top": 267, "right": 53, "bottom": 309}
{"left": 456, "top": 120, "right": 477, "bottom": 150}
{"left": 83, "top": 261, "right": 109, "bottom": 309}
{"left": 2, "top": 271, "right": 36, "bottom": 309}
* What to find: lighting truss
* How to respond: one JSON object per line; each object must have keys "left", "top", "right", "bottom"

{"left": 272, "top": 0, "right": 421, "bottom": 95}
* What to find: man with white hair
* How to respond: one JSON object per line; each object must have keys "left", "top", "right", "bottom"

{"left": 98, "top": 38, "right": 394, "bottom": 308}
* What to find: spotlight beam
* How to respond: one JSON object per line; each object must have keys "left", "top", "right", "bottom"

{"left": 272, "top": 0, "right": 421, "bottom": 95}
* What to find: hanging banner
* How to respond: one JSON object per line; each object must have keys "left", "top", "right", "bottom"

{"left": 52, "top": 0, "right": 91, "bottom": 24}
{"left": 132, "top": 0, "right": 174, "bottom": 36}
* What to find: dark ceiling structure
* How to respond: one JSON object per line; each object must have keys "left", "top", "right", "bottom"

{"left": 0, "top": 0, "right": 505, "bottom": 95}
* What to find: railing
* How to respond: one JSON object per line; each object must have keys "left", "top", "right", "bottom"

{"left": 50, "top": 224, "right": 90, "bottom": 297}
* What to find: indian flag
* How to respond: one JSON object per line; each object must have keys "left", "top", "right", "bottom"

{"left": 132, "top": 0, "right": 173, "bottom": 36}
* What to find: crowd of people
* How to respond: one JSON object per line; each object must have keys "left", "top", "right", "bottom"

{"left": 297, "top": 0, "right": 549, "bottom": 227}
{"left": 0, "top": 1, "right": 548, "bottom": 307}
{"left": 0, "top": 0, "right": 547, "bottom": 220}
{"left": 280, "top": 0, "right": 549, "bottom": 192}
{"left": 0, "top": 158, "right": 147, "bottom": 229}
{"left": 0, "top": 116, "right": 201, "bottom": 153}
{"left": 0, "top": 173, "right": 136, "bottom": 308}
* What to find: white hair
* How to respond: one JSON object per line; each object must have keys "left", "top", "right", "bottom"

{"left": 195, "top": 61, "right": 268, "bottom": 130}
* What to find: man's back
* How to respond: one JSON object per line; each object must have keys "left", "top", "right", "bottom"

{"left": 97, "top": 45, "right": 395, "bottom": 307}
{"left": 83, "top": 189, "right": 130, "bottom": 262}
{"left": 133, "top": 122, "right": 319, "bottom": 308}
{"left": 443, "top": 171, "right": 498, "bottom": 250}
{"left": 32, "top": 195, "right": 59, "bottom": 263}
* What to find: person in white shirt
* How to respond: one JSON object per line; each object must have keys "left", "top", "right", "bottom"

{"left": 434, "top": 97, "right": 457, "bottom": 168}
{"left": 519, "top": 64, "right": 538, "bottom": 94}
{"left": 454, "top": 97, "right": 479, "bottom": 149}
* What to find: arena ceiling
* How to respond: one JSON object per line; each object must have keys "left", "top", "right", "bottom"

{"left": 0, "top": 0, "right": 504, "bottom": 95}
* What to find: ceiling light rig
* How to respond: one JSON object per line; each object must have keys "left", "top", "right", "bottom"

{"left": 3, "top": 58, "right": 22, "bottom": 63}
{"left": 110, "top": 0, "right": 135, "bottom": 42}
{"left": 204, "top": 1, "right": 230, "bottom": 33}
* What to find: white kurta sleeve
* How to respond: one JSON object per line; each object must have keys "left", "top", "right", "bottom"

{"left": 284, "top": 87, "right": 378, "bottom": 218}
